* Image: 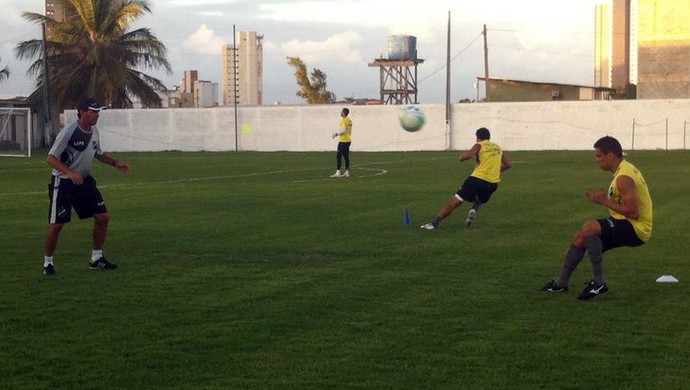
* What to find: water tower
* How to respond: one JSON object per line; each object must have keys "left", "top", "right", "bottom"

{"left": 368, "top": 35, "right": 424, "bottom": 104}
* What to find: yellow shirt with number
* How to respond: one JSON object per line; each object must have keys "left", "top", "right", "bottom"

{"left": 471, "top": 140, "right": 503, "bottom": 183}
{"left": 608, "top": 160, "right": 653, "bottom": 242}
{"left": 338, "top": 117, "right": 352, "bottom": 142}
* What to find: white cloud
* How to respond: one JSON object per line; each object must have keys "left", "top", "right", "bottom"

{"left": 165, "top": 0, "right": 239, "bottom": 6}
{"left": 181, "top": 24, "right": 225, "bottom": 55}
{"left": 259, "top": 1, "right": 445, "bottom": 40}
{"left": 280, "top": 30, "right": 364, "bottom": 65}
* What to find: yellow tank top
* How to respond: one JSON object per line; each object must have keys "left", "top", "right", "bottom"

{"left": 608, "top": 160, "right": 653, "bottom": 242}
{"left": 339, "top": 117, "right": 352, "bottom": 142}
{"left": 471, "top": 140, "right": 502, "bottom": 183}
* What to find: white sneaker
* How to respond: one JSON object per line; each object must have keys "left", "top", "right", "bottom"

{"left": 342, "top": 170, "right": 349, "bottom": 177}
{"left": 466, "top": 209, "right": 477, "bottom": 226}
{"left": 420, "top": 222, "right": 436, "bottom": 230}
{"left": 330, "top": 170, "right": 342, "bottom": 178}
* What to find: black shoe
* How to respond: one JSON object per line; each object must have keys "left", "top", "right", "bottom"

{"left": 89, "top": 257, "right": 118, "bottom": 270}
{"left": 577, "top": 280, "right": 608, "bottom": 300}
{"left": 43, "top": 264, "right": 56, "bottom": 276}
{"left": 539, "top": 280, "right": 568, "bottom": 292}
{"left": 466, "top": 209, "right": 477, "bottom": 226}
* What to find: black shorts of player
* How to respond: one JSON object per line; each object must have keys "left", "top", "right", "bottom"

{"left": 337, "top": 141, "right": 351, "bottom": 154}
{"left": 597, "top": 217, "right": 645, "bottom": 252}
{"left": 48, "top": 175, "right": 107, "bottom": 224}
{"left": 456, "top": 176, "right": 498, "bottom": 204}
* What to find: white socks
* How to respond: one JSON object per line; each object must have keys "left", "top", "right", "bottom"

{"left": 91, "top": 250, "right": 103, "bottom": 262}
{"left": 45, "top": 251, "right": 103, "bottom": 265}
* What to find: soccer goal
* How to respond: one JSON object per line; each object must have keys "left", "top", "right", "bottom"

{"left": 0, "top": 107, "right": 32, "bottom": 158}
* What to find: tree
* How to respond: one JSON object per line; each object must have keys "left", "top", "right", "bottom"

{"left": 15, "top": 0, "right": 171, "bottom": 110}
{"left": 0, "top": 57, "right": 8, "bottom": 83}
{"left": 287, "top": 56, "right": 336, "bottom": 104}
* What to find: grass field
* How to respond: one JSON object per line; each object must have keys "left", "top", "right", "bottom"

{"left": 2, "top": 149, "right": 689, "bottom": 389}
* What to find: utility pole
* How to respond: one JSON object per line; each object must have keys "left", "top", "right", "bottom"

{"left": 41, "top": 22, "right": 52, "bottom": 145}
{"left": 445, "top": 10, "right": 451, "bottom": 150}
{"left": 233, "top": 24, "right": 238, "bottom": 152}
{"left": 483, "top": 24, "right": 490, "bottom": 102}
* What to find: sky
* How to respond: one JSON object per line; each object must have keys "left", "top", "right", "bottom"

{"left": 0, "top": 0, "right": 607, "bottom": 105}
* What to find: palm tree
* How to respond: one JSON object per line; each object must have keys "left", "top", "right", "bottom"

{"left": 0, "top": 57, "right": 8, "bottom": 83}
{"left": 15, "top": 0, "right": 171, "bottom": 110}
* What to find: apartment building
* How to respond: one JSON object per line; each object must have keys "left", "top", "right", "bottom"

{"left": 222, "top": 31, "right": 263, "bottom": 106}
{"left": 595, "top": 0, "right": 690, "bottom": 98}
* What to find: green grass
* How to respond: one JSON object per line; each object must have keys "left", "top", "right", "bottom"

{"left": 2, "top": 149, "right": 689, "bottom": 389}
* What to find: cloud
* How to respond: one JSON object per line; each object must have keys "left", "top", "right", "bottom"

{"left": 279, "top": 30, "right": 364, "bottom": 65}
{"left": 165, "top": 0, "right": 240, "bottom": 6}
{"left": 259, "top": 1, "right": 444, "bottom": 40}
{"left": 181, "top": 24, "right": 225, "bottom": 55}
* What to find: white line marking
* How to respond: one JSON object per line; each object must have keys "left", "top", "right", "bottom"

{"left": 1, "top": 155, "right": 450, "bottom": 197}
{"left": 292, "top": 166, "right": 388, "bottom": 183}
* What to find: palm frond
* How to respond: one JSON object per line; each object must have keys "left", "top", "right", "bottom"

{"left": 15, "top": 0, "right": 167, "bottom": 112}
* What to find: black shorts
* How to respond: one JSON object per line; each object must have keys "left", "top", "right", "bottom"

{"left": 337, "top": 142, "right": 351, "bottom": 154}
{"left": 48, "top": 175, "right": 107, "bottom": 224}
{"left": 456, "top": 176, "right": 498, "bottom": 204}
{"left": 597, "top": 217, "right": 645, "bottom": 252}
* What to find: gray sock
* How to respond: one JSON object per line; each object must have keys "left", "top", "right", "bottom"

{"left": 584, "top": 236, "right": 604, "bottom": 284}
{"left": 555, "top": 244, "right": 586, "bottom": 287}
{"left": 431, "top": 216, "right": 443, "bottom": 227}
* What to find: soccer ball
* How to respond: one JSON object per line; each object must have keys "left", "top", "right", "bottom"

{"left": 398, "top": 106, "right": 426, "bottom": 132}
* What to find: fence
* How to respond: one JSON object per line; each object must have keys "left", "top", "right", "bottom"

{"left": 54, "top": 99, "right": 690, "bottom": 153}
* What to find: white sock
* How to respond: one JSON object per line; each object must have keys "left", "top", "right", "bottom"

{"left": 44, "top": 256, "right": 53, "bottom": 267}
{"left": 91, "top": 250, "right": 103, "bottom": 262}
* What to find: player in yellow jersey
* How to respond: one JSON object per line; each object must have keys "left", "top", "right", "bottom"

{"left": 330, "top": 108, "right": 352, "bottom": 178}
{"left": 540, "top": 136, "right": 653, "bottom": 300}
{"left": 420, "top": 127, "right": 512, "bottom": 230}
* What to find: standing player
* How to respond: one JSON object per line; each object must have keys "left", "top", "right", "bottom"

{"left": 421, "top": 127, "right": 512, "bottom": 229}
{"left": 42, "top": 96, "right": 131, "bottom": 276}
{"left": 330, "top": 107, "right": 352, "bottom": 178}
{"left": 540, "top": 136, "right": 652, "bottom": 299}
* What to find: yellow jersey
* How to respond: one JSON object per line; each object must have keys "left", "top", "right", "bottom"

{"left": 608, "top": 160, "right": 653, "bottom": 242}
{"left": 338, "top": 117, "right": 352, "bottom": 142}
{"left": 471, "top": 140, "right": 503, "bottom": 183}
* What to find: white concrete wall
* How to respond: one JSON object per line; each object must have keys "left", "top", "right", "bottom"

{"left": 67, "top": 99, "right": 690, "bottom": 153}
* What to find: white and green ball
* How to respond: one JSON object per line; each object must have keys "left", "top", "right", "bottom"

{"left": 398, "top": 106, "right": 426, "bottom": 132}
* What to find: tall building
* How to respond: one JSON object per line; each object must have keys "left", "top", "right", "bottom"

{"left": 46, "top": 0, "right": 117, "bottom": 22}
{"left": 595, "top": 0, "right": 690, "bottom": 98}
{"left": 176, "top": 70, "right": 198, "bottom": 108}
{"left": 45, "top": 0, "right": 67, "bottom": 22}
{"left": 222, "top": 31, "right": 263, "bottom": 106}
{"left": 636, "top": 0, "right": 690, "bottom": 98}
{"left": 611, "top": 0, "right": 632, "bottom": 91}
{"left": 594, "top": 4, "right": 611, "bottom": 88}
{"left": 182, "top": 70, "right": 198, "bottom": 95}
{"left": 193, "top": 80, "right": 219, "bottom": 108}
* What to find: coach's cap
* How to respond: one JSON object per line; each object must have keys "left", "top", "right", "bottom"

{"left": 76, "top": 96, "right": 106, "bottom": 112}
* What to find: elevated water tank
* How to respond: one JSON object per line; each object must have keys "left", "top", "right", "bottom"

{"left": 387, "top": 35, "right": 417, "bottom": 60}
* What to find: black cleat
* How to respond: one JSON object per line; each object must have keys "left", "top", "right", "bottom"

{"left": 466, "top": 209, "right": 477, "bottom": 226}
{"left": 89, "top": 257, "right": 118, "bottom": 270}
{"left": 43, "top": 264, "right": 56, "bottom": 276}
{"left": 577, "top": 280, "right": 608, "bottom": 300}
{"left": 539, "top": 280, "right": 568, "bottom": 293}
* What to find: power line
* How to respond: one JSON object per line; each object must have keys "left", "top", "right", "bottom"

{"left": 488, "top": 28, "right": 594, "bottom": 35}
{"left": 491, "top": 44, "right": 594, "bottom": 59}
{"left": 419, "top": 32, "right": 482, "bottom": 84}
